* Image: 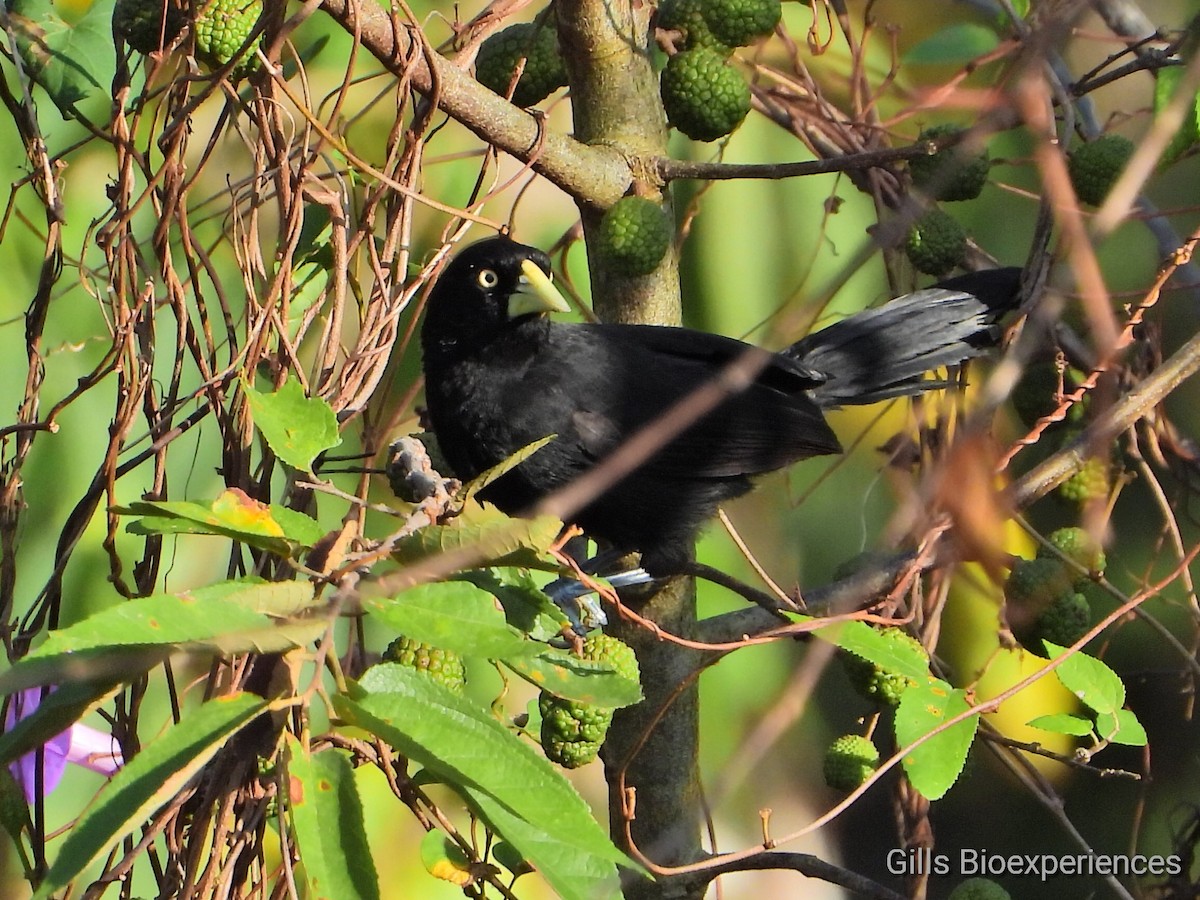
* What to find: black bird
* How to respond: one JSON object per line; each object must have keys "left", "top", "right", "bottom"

{"left": 421, "top": 236, "right": 1021, "bottom": 578}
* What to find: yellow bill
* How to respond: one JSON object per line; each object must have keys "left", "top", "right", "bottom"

{"left": 510, "top": 258, "right": 571, "bottom": 317}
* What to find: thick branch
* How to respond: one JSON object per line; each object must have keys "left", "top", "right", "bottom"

{"left": 317, "top": 0, "right": 631, "bottom": 207}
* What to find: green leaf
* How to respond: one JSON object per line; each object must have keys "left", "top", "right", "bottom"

{"left": 1096, "top": 708, "right": 1147, "bottom": 747}
{"left": 462, "top": 436, "right": 555, "bottom": 505}
{"left": 188, "top": 579, "right": 323, "bottom": 617}
{"left": 894, "top": 679, "right": 978, "bottom": 801}
{"left": 458, "top": 783, "right": 626, "bottom": 900}
{"left": 0, "top": 680, "right": 121, "bottom": 768}
{"left": 419, "top": 831, "right": 476, "bottom": 886}
{"left": 8, "top": 0, "right": 117, "bottom": 117}
{"left": 117, "top": 489, "right": 323, "bottom": 554}
{"left": 816, "top": 621, "right": 929, "bottom": 680}
{"left": 905, "top": 23, "right": 1000, "bottom": 65}
{"left": 0, "top": 648, "right": 170, "bottom": 699}
{"left": 1045, "top": 643, "right": 1124, "bottom": 714}
{"left": 391, "top": 512, "right": 563, "bottom": 571}
{"left": 0, "top": 593, "right": 325, "bottom": 696}
{"left": 502, "top": 648, "right": 642, "bottom": 708}
{"left": 286, "top": 738, "right": 380, "bottom": 900}
{"left": 245, "top": 376, "right": 341, "bottom": 472}
{"left": 1026, "top": 713, "right": 1094, "bottom": 738}
{"left": 33, "top": 694, "right": 267, "bottom": 900}
{"left": 336, "top": 668, "right": 636, "bottom": 898}
{"left": 459, "top": 569, "right": 571, "bottom": 642}
{"left": 1153, "top": 65, "right": 1200, "bottom": 167}
{"left": 364, "top": 583, "right": 532, "bottom": 660}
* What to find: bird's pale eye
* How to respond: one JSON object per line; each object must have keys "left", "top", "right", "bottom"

{"left": 477, "top": 269, "right": 500, "bottom": 289}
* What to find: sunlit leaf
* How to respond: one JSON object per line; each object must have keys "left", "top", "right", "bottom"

{"left": 286, "top": 738, "right": 380, "bottom": 900}
{"left": 895, "top": 679, "right": 977, "bottom": 801}
{"left": 245, "top": 375, "right": 341, "bottom": 472}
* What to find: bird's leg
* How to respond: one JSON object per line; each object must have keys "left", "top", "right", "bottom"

{"left": 545, "top": 546, "right": 658, "bottom": 633}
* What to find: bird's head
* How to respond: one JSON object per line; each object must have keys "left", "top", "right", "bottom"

{"left": 423, "top": 237, "right": 570, "bottom": 356}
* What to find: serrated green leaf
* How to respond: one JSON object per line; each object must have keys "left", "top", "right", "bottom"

{"left": 9, "top": 0, "right": 117, "bottom": 117}
{"left": 1026, "top": 713, "right": 1094, "bottom": 737}
{"left": 905, "top": 23, "right": 1000, "bottom": 65}
{"left": 1099, "top": 708, "right": 1147, "bottom": 747}
{"left": 894, "top": 679, "right": 977, "bottom": 801}
{"left": 33, "top": 694, "right": 266, "bottom": 900}
{"left": 364, "top": 583, "right": 532, "bottom": 660}
{"left": 391, "top": 512, "right": 563, "bottom": 571}
{"left": 502, "top": 649, "right": 642, "bottom": 708}
{"left": 286, "top": 738, "right": 380, "bottom": 900}
{"left": 458, "top": 569, "right": 570, "bottom": 642}
{"left": 1045, "top": 643, "right": 1124, "bottom": 714}
{"left": 816, "top": 621, "right": 929, "bottom": 680}
{"left": 336, "top": 668, "right": 636, "bottom": 896}
{"left": 245, "top": 376, "right": 341, "bottom": 472}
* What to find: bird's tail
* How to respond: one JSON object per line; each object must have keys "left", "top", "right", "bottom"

{"left": 789, "top": 267, "right": 1023, "bottom": 409}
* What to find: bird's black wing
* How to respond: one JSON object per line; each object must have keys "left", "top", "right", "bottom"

{"left": 555, "top": 323, "right": 842, "bottom": 479}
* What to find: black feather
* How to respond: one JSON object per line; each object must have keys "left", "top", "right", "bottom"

{"left": 420, "top": 237, "right": 1020, "bottom": 575}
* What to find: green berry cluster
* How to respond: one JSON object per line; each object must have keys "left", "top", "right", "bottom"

{"left": 193, "top": 0, "right": 263, "bottom": 77}
{"left": 1006, "top": 527, "right": 1107, "bottom": 655}
{"left": 113, "top": 0, "right": 185, "bottom": 53}
{"left": 475, "top": 20, "right": 568, "bottom": 108}
{"left": 656, "top": 0, "right": 778, "bottom": 142}
{"left": 909, "top": 124, "right": 990, "bottom": 202}
{"left": 823, "top": 734, "right": 879, "bottom": 791}
{"left": 840, "top": 627, "right": 929, "bottom": 707}
{"left": 658, "top": 0, "right": 729, "bottom": 54}
{"left": 948, "top": 878, "right": 1012, "bottom": 900}
{"left": 1037, "top": 526, "right": 1106, "bottom": 574}
{"left": 904, "top": 208, "right": 967, "bottom": 276}
{"left": 539, "top": 633, "right": 640, "bottom": 768}
{"left": 660, "top": 48, "right": 751, "bottom": 142}
{"left": 1068, "top": 134, "right": 1135, "bottom": 206}
{"left": 1059, "top": 455, "right": 1109, "bottom": 504}
{"left": 597, "top": 196, "right": 673, "bottom": 277}
{"left": 382, "top": 636, "right": 467, "bottom": 695}
{"left": 659, "top": 0, "right": 780, "bottom": 51}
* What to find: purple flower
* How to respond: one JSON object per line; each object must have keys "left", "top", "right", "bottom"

{"left": 6, "top": 688, "right": 123, "bottom": 804}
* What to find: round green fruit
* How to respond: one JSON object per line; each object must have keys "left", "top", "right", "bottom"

{"left": 948, "top": 877, "right": 1012, "bottom": 899}
{"left": 114, "top": 0, "right": 185, "bottom": 53}
{"left": 658, "top": 0, "right": 729, "bottom": 53}
{"left": 1068, "top": 134, "right": 1135, "bottom": 206}
{"left": 475, "top": 22, "right": 568, "bottom": 108}
{"left": 660, "top": 48, "right": 751, "bottom": 142}
{"left": 904, "top": 208, "right": 966, "bottom": 276}
{"left": 823, "top": 734, "right": 879, "bottom": 791}
{"left": 597, "top": 197, "right": 673, "bottom": 277}
{"left": 704, "top": 0, "right": 782, "bottom": 48}
{"left": 193, "top": 0, "right": 264, "bottom": 77}
{"left": 909, "top": 124, "right": 990, "bottom": 202}
{"left": 382, "top": 636, "right": 467, "bottom": 695}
